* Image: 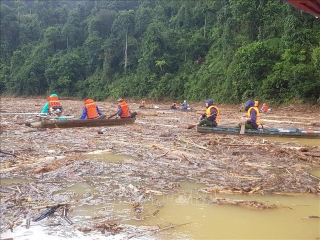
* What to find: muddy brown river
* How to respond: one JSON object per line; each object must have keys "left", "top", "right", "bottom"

{"left": 1, "top": 97, "right": 319, "bottom": 239}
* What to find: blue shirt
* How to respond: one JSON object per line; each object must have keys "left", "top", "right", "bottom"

{"left": 181, "top": 102, "right": 188, "bottom": 109}
{"left": 117, "top": 105, "right": 122, "bottom": 116}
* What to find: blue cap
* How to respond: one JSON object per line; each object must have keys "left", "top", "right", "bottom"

{"left": 50, "top": 93, "right": 58, "bottom": 97}
{"left": 205, "top": 99, "right": 213, "bottom": 105}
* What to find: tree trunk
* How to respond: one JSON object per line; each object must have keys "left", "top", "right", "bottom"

{"left": 124, "top": 32, "right": 128, "bottom": 73}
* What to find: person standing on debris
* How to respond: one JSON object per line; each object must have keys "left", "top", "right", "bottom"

{"left": 181, "top": 100, "right": 189, "bottom": 110}
{"left": 240, "top": 99, "right": 261, "bottom": 129}
{"left": 198, "top": 99, "right": 220, "bottom": 127}
{"left": 41, "top": 93, "right": 63, "bottom": 117}
{"left": 117, "top": 98, "right": 131, "bottom": 118}
{"left": 80, "top": 98, "right": 103, "bottom": 119}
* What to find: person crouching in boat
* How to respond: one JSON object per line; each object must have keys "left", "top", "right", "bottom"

{"left": 117, "top": 98, "right": 131, "bottom": 119}
{"left": 41, "top": 93, "right": 63, "bottom": 117}
{"left": 198, "top": 99, "right": 220, "bottom": 127}
{"left": 116, "top": 98, "right": 137, "bottom": 118}
{"left": 80, "top": 98, "right": 103, "bottom": 119}
{"left": 240, "top": 100, "right": 261, "bottom": 129}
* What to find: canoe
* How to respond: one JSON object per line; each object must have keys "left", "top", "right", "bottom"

{"left": 30, "top": 117, "right": 136, "bottom": 128}
{"left": 197, "top": 126, "right": 320, "bottom": 138}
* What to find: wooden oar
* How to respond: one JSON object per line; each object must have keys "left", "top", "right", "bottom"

{"left": 187, "top": 124, "right": 198, "bottom": 129}
{"left": 240, "top": 123, "right": 245, "bottom": 134}
{"left": 108, "top": 112, "right": 118, "bottom": 119}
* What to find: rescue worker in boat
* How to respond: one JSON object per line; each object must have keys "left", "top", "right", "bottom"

{"left": 40, "top": 93, "right": 63, "bottom": 117}
{"left": 139, "top": 99, "right": 146, "bottom": 109}
{"left": 260, "top": 103, "right": 268, "bottom": 113}
{"left": 117, "top": 98, "right": 131, "bottom": 118}
{"left": 198, "top": 99, "right": 220, "bottom": 127}
{"left": 181, "top": 100, "right": 189, "bottom": 110}
{"left": 170, "top": 102, "right": 178, "bottom": 109}
{"left": 240, "top": 100, "right": 261, "bottom": 129}
{"left": 80, "top": 98, "right": 103, "bottom": 119}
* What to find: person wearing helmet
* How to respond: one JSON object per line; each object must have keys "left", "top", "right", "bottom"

{"left": 198, "top": 99, "right": 220, "bottom": 127}
{"left": 240, "top": 100, "right": 261, "bottom": 129}
{"left": 40, "top": 94, "right": 63, "bottom": 117}
{"left": 80, "top": 98, "right": 103, "bottom": 119}
{"left": 181, "top": 100, "right": 189, "bottom": 110}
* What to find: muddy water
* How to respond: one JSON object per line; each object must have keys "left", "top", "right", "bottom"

{"left": 66, "top": 181, "right": 320, "bottom": 240}
{"left": 310, "top": 169, "right": 320, "bottom": 178}
{"left": 263, "top": 136, "right": 320, "bottom": 147}
{"left": 84, "top": 149, "right": 134, "bottom": 162}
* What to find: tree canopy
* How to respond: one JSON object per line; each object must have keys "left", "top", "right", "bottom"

{"left": 1, "top": 0, "right": 319, "bottom": 103}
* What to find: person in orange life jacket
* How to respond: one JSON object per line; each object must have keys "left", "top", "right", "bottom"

{"left": 80, "top": 98, "right": 102, "bottom": 119}
{"left": 117, "top": 98, "right": 131, "bottom": 118}
{"left": 240, "top": 100, "right": 261, "bottom": 129}
{"left": 260, "top": 103, "right": 268, "bottom": 113}
{"left": 40, "top": 93, "right": 63, "bottom": 116}
{"left": 198, "top": 99, "right": 220, "bottom": 127}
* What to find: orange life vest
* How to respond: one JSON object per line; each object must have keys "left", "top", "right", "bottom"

{"left": 206, "top": 105, "right": 220, "bottom": 124}
{"left": 247, "top": 107, "right": 261, "bottom": 125}
{"left": 119, "top": 101, "right": 130, "bottom": 118}
{"left": 84, "top": 99, "right": 99, "bottom": 119}
{"left": 48, "top": 96, "right": 61, "bottom": 114}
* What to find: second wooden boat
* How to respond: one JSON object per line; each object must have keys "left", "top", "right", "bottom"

{"left": 197, "top": 126, "right": 320, "bottom": 138}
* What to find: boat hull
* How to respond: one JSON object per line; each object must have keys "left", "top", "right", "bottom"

{"left": 197, "top": 126, "right": 320, "bottom": 138}
{"left": 30, "top": 117, "right": 136, "bottom": 128}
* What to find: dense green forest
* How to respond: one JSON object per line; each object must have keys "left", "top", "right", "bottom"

{"left": 1, "top": 0, "right": 320, "bottom": 103}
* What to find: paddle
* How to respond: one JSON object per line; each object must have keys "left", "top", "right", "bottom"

{"left": 240, "top": 123, "right": 245, "bottom": 134}
{"left": 108, "top": 112, "right": 118, "bottom": 119}
{"left": 187, "top": 124, "right": 198, "bottom": 129}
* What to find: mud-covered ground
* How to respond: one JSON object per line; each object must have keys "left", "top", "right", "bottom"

{"left": 1, "top": 97, "right": 320, "bottom": 238}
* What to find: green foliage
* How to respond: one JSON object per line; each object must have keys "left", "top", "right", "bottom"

{"left": 262, "top": 46, "right": 320, "bottom": 102}
{"left": 0, "top": 0, "right": 319, "bottom": 104}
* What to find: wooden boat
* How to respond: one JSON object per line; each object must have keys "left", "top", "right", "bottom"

{"left": 30, "top": 117, "right": 136, "bottom": 128}
{"left": 197, "top": 126, "right": 320, "bottom": 138}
